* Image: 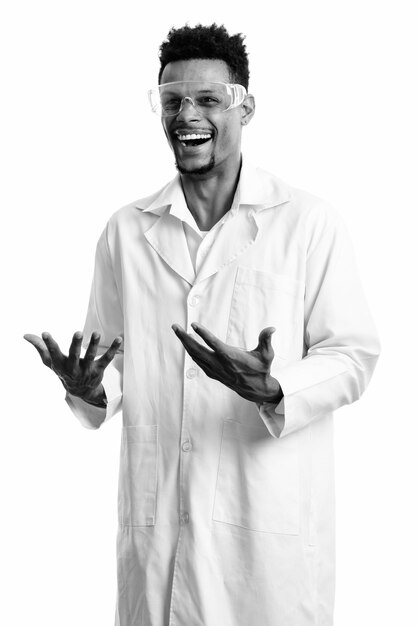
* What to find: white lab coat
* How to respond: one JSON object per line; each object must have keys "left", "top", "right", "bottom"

{"left": 67, "top": 158, "right": 380, "bottom": 626}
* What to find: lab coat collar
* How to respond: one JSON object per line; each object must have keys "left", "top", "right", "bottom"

{"left": 238, "top": 157, "right": 292, "bottom": 209}
{"left": 136, "top": 155, "right": 292, "bottom": 216}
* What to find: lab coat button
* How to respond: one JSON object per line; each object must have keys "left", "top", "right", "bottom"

{"left": 186, "top": 368, "right": 197, "bottom": 379}
{"left": 180, "top": 512, "right": 189, "bottom": 524}
{"left": 182, "top": 440, "right": 192, "bottom": 452}
{"left": 189, "top": 294, "right": 201, "bottom": 307}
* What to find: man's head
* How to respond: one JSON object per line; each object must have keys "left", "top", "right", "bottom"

{"left": 155, "top": 24, "right": 255, "bottom": 178}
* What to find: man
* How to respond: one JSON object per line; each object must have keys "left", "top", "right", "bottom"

{"left": 25, "top": 23, "right": 380, "bottom": 626}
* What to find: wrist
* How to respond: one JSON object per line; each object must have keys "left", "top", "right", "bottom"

{"left": 82, "top": 384, "right": 107, "bottom": 408}
{"left": 261, "top": 376, "right": 283, "bottom": 405}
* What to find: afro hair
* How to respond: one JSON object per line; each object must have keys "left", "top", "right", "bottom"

{"left": 158, "top": 23, "right": 250, "bottom": 90}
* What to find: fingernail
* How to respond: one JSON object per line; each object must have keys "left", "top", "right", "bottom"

{"left": 191, "top": 323, "right": 198, "bottom": 330}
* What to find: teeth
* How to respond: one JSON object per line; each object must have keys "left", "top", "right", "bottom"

{"left": 177, "top": 133, "right": 211, "bottom": 141}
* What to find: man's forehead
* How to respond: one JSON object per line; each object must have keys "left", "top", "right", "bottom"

{"left": 160, "top": 59, "right": 231, "bottom": 85}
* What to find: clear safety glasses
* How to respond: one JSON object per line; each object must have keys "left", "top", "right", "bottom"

{"left": 148, "top": 81, "right": 247, "bottom": 117}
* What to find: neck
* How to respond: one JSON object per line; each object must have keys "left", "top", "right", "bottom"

{"left": 180, "top": 155, "right": 242, "bottom": 231}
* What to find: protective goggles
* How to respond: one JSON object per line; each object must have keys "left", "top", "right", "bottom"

{"left": 148, "top": 81, "right": 247, "bottom": 117}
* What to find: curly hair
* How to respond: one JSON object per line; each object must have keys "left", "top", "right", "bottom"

{"left": 158, "top": 23, "right": 249, "bottom": 90}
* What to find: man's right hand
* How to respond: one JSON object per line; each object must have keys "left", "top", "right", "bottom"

{"left": 24, "top": 331, "right": 122, "bottom": 406}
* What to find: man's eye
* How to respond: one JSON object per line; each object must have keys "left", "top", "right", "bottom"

{"left": 162, "top": 98, "right": 180, "bottom": 109}
{"left": 197, "top": 96, "right": 220, "bottom": 106}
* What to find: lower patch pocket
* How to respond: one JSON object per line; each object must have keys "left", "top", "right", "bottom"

{"left": 213, "top": 420, "right": 300, "bottom": 534}
{"left": 119, "top": 425, "right": 158, "bottom": 527}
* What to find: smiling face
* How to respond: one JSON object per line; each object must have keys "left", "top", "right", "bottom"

{"left": 160, "top": 59, "right": 253, "bottom": 178}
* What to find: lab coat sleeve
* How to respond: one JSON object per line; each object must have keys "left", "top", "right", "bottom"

{"left": 258, "top": 203, "right": 380, "bottom": 438}
{"left": 65, "top": 224, "right": 124, "bottom": 429}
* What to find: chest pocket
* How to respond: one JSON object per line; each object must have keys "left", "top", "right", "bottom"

{"left": 213, "top": 419, "right": 300, "bottom": 534}
{"left": 226, "top": 266, "right": 304, "bottom": 359}
{"left": 119, "top": 425, "right": 158, "bottom": 527}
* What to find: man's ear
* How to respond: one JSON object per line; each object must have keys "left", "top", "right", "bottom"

{"left": 241, "top": 94, "right": 255, "bottom": 126}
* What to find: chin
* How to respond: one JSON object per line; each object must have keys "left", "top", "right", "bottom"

{"left": 175, "top": 156, "right": 216, "bottom": 176}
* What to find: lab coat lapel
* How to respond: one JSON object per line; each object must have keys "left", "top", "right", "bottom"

{"left": 144, "top": 210, "right": 195, "bottom": 286}
{"left": 194, "top": 158, "right": 292, "bottom": 284}
{"left": 194, "top": 210, "right": 259, "bottom": 284}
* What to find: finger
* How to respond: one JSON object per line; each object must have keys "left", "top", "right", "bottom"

{"left": 96, "top": 336, "right": 123, "bottom": 369}
{"left": 67, "top": 331, "right": 83, "bottom": 371}
{"left": 83, "top": 332, "right": 101, "bottom": 365}
{"left": 24, "top": 334, "right": 52, "bottom": 367}
{"left": 41, "top": 332, "right": 65, "bottom": 366}
{"left": 255, "top": 327, "right": 276, "bottom": 356}
{"left": 190, "top": 322, "right": 227, "bottom": 353}
{"left": 172, "top": 325, "right": 214, "bottom": 362}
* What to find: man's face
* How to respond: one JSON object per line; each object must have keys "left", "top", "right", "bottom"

{"left": 159, "top": 59, "right": 247, "bottom": 177}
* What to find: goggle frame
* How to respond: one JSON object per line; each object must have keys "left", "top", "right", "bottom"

{"left": 148, "top": 81, "right": 247, "bottom": 117}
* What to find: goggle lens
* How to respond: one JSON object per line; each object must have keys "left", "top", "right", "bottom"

{"left": 148, "top": 81, "right": 246, "bottom": 117}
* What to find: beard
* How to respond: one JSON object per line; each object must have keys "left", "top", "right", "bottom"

{"left": 175, "top": 155, "right": 216, "bottom": 176}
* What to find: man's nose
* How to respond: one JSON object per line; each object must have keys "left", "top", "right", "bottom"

{"left": 176, "top": 96, "right": 201, "bottom": 120}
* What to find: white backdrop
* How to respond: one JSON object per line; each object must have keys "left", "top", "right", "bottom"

{"left": 1, "top": 0, "right": 417, "bottom": 624}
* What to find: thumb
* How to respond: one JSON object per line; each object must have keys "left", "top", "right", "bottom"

{"left": 256, "top": 327, "right": 276, "bottom": 357}
{"left": 24, "top": 333, "right": 53, "bottom": 368}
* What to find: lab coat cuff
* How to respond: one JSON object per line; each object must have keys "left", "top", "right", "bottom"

{"left": 258, "top": 397, "right": 286, "bottom": 438}
{"left": 266, "top": 354, "right": 379, "bottom": 438}
{"left": 65, "top": 393, "right": 107, "bottom": 429}
{"left": 65, "top": 362, "right": 123, "bottom": 429}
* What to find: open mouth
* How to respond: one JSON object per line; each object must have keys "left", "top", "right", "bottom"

{"left": 174, "top": 131, "right": 213, "bottom": 147}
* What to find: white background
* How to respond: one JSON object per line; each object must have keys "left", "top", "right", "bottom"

{"left": 1, "top": 0, "right": 417, "bottom": 624}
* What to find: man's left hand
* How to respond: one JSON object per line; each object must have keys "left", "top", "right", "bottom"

{"left": 172, "top": 323, "right": 283, "bottom": 405}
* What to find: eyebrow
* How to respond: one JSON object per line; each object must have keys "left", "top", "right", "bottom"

{"left": 161, "top": 86, "right": 222, "bottom": 96}
{"left": 161, "top": 88, "right": 182, "bottom": 96}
